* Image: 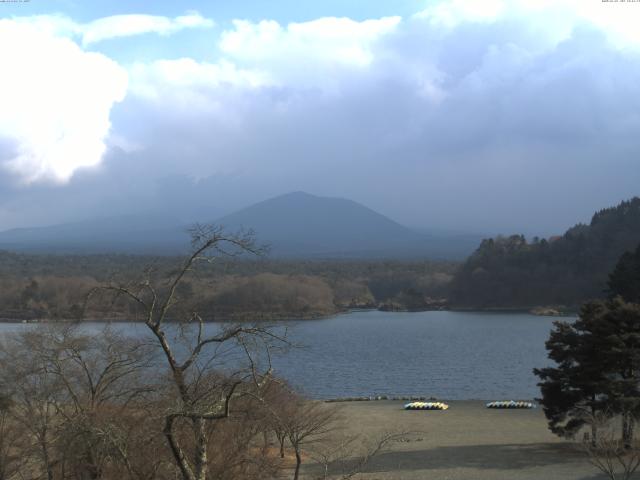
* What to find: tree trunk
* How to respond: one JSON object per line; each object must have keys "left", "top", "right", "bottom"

{"left": 280, "top": 437, "right": 285, "bottom": 459}
{"left": 622, "top": 412, "right": 633, "bottom": 449}
{"left": 80, "top": 445, "right": 102, "bottom": 480}
{"left": 590, "top": 404, "right": 598, "bottom": 447}
{"left": 164, "top": 416, "right": 196, "bottom": 480}
{"left": 293, "top": 449, "right": 302, "bottom": 480}
{"left": 623, "top": 412, "right": 635, "bottom": 449}
{"left": 194, "top": 418, "right": 209, "bottom": 480}
{"left": 39, "top": 433, "right": 54, "bottom": 480}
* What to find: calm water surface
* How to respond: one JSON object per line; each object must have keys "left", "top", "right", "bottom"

{"left": 272, "top": 310, "right": 563, "bottom": 400}
{"left": 0, "top": 310, "right": 566, "bottom": 400}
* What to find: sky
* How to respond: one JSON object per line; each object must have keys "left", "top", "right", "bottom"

{"left": 1, "top": 0, "right": 640, "bottom": 236}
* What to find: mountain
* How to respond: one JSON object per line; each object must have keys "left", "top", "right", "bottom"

{"left": 0, "top": 214, "right": 189, "bottom": 254}
{"left": 450, "top": 197, "right": 640, "bottom": 309}
{"left": 216, "top": 191, "right": 478, "bottom": 258}
{"left": 0, "top": 192, "right": 481, "bottom": 259}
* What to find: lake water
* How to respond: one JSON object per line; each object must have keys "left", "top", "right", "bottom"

{"left": 0, "top": 310, "right": 566, "bottom": 400}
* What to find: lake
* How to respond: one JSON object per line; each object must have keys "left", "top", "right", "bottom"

{"left": 0, "top": 310, "right": 565, "bottom": 400}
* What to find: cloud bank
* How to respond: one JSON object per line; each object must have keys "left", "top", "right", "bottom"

{"left": 0, "top": 18, "right": 127, "bottom": 184}
{"left": 0, "top": 11, "right": 214, "bottom": 184}
{"left": 1, "top": 0, "right": 640, "bottom": 234}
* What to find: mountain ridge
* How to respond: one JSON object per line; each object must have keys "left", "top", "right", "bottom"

{"left": 0, "top": 192, "right": 480, "bottom": 259}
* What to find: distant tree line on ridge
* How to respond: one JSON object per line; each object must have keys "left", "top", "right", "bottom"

{"left": 450, "top": 197, "right": 640, "bottom": 310}
{"left": 0, "top": 253, "right": 454, "bottom": 322}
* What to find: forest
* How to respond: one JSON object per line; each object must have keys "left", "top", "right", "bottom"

{"left": 0, "top": 252, "right": 454, "bottom": 322}
{"left": 450, "top": 197, "right": 640, "bottom": 310}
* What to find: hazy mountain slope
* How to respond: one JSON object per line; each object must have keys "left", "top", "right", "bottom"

{"left": 0, "top": 192, "right": 480, "bottom": 259}
{"left": 215, "top": 192, "right": 482, "bottom": 258}
{"left": 451, "top": 197, "right": 640, "bottom": 308}
{"left": 0, "top": 214, "right": 188, "bottom": 254}
{"left": 215, "top": 192, "right": 430, "bottom": 257}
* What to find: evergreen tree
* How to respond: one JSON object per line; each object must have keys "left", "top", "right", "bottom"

{"left": 535, "top": 298, "right": 640, "bottom": 447}
{"left": 608, "top": 243, "right": 640, "bottom": 303}
{"left": 593, "top": 298, "right": 640, "bottom": 447}
{"left": 534, "top": 302, "right": 609, "bottom": 442}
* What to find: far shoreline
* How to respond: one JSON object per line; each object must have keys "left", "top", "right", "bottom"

{"left": 0, "top": 306, "right": 576, "bottom": 324}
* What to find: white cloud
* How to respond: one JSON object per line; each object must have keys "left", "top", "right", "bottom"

{"left": 221, "top": 16, "right": 400, "bottom": 65}
{"left": 415, "top": 0, "right": 506, "bottom": 26}
{"left": 0, "top": 11, "right": 215, "bottom": 184}
{"left": 129, "top": 58, "right": 269, "bottom": 97}
{"left": 10, "top": 11, "right": 215, "bottom": 46}
{"left": 219, "top": 16, "right": 401, "bottom": 87}
{"left": 124, "top": 15, "right": 404, "bottom": 111}
{"left": 0, "top": 19, "right": 128, "bottom": 184}
{"left": 415, "top": 0, "right": 640, "bottom": 48}
{"left": 10, "top": 14, "right": 79, "bottom": 38}
{"left": 572, "top": 0, "right": 640, "bottom": 47}
{"left": 80, "top": 12, "right": 214, "bottom": 46}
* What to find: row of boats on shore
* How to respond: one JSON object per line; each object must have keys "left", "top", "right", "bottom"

{"left": 404, "top": 400, "right": 535, "bottom": 410}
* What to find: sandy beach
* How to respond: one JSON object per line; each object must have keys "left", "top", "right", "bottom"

{"left": 301, "top": 400, "right": 607, "bottom": 480}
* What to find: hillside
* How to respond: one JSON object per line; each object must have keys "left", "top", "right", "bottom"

{"left": 216, "top": 191, "right": 477, "bottom": 259}
{"left": 450, "top": 197, "right": 640, "bottom": 309}
{"left": 0, "top": 214, "right": 188, "bottom": 254}
{"left": 0, "top": 192, "right": 480, "bottom": 259}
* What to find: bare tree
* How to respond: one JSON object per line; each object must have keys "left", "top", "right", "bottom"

{"left": 260, "top": 378, "right": 298, "bottom": 459}
{"left": 43, "top": 327, "right": 156, "bottom": 480}
{"left": 0, "top": 330, "right": 64, "bottom": 480}
{"left": 280, "top": 399, "right": 341, "bottom": 480}
{"left": 203, "top": 396, "right": 284, "bottom": 480}
{"left": 0, "top": 325, "right": 159, "bottom": 480}
{"left": 308, "top": 431, "right": 415, "bottom": 480}
{"left": 0, "top": 393, "right": 26, "bottom": 480}
{"left": 87, "top": 225, "right": 286, "bottom": 480}
{"left": 260, "top": 380, "right": 415, "bottom": 480}
{"left": 582, "top": 411, "right": 640, "bottom": 480}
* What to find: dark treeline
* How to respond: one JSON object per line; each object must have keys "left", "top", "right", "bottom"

{"left": 450, "top": 197, "right": 640, "bottom": 310}
{"left": 0, "top": 253, "right": 455, "bottom": 321}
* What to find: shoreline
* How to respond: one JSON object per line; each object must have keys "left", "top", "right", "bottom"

{"left": 0, "top": 306, "right": 576, "bottom": 324}
{"left": 324, "top": 395, "right": 539, "bottom": 403}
